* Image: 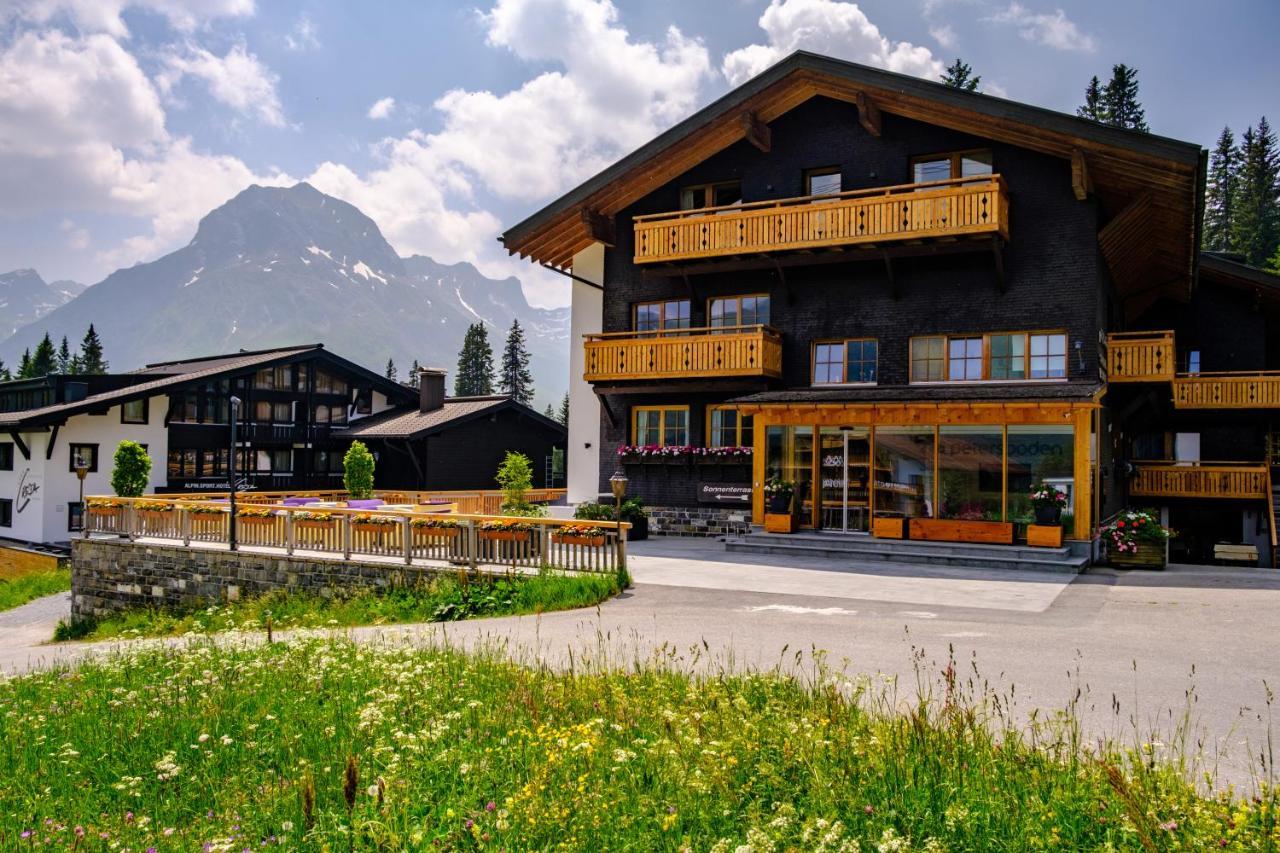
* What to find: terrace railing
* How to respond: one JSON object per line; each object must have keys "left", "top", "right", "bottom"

{"left": 84, "top": 495, "right": 622, "bottom": 575}
{"left": 583, "top": 324, "right": 782, "bottom": 382}
{"left": 1172, "top": 372, "right": 1280, "bottom": 409}
{"left": 1128, "top": 460, "right": 1270, "bottom": 500}
{"left": 1106, "top": 331, "right": 1176, "bottom": 382}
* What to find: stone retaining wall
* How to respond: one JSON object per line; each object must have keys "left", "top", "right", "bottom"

{"left": 71, "top": 539, "right": 458, "bottom": 619}
{"left": 646, "top": 506, "right": 752, "bottom": 537}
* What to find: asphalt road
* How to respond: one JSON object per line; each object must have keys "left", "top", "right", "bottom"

{"left": 3, "top": 538, "right": 1277, "bottom": 790}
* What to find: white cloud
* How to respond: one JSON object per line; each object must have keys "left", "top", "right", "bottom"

{"left": 2, "top": 0, "right": 254, "bottom": 38}
{"left": 723, "top": 0, "right": 945, "bottom": 86}
{"left": 929, "top": 23, "right": 956, "bottom": 49}
{"left": 157, "top": 41, "right": 285, "bottom": 127}
{"left": 986, "top": 3, "right": 1096, "bottom": 52}
{"left": 284, "top": 13, "right": 320, "bottom": 51}
{"left": 366, "top": 96, "right": 396, "bottom": 120}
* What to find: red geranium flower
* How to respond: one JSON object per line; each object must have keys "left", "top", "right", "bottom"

{"left": 1117, "top": 521, "right": 1125, "bottom": 528}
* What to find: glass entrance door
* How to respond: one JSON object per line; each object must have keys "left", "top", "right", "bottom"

{"left": 819, "top": 427, "right": 870, "bottom": 533}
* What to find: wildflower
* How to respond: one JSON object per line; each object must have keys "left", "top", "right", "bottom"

{"left": 486, "top": 801, "right": 496, "bottom": 812}
{"left": 198, "top": 733, "right": 210, "bottom": 743}
{"left": 280, "top": 822, "right": 293, "bottom": 832}
{"left": 367, "top": 784, "right": 380, "bottom": 798}
{"left": 1159, "top": 820, "right": 1178, "bottom": 831}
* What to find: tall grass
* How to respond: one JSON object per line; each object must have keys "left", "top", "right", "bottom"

{"left": 0, "top": 636, "right": 1273, "bottom": 850}
{"left": 57, "top": 571, "right": 621, "bottom": 642}
{"left": 0, "top": 568, "right": 69, "bottom": 612}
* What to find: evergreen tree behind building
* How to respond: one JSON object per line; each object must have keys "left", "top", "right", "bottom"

{"left": 409, "top": 359, "right": 421, "bottom": 389}
{"left": 57, "top": 336, "right": 73, "bottom": 374}
{"left": 1232, "top": 118, "right": 1280, "bottom": 267}
{"left": 1100, "top": 64, "right": 1148, "bottom": 132}
{"left": 499, "top": 319, "right": 535, "bottom": 405}
{"left": 1077, "top": 76, "right": 1106, "bottom": 122}
{"left": 79, "top": 324, "right": 108, "bottom": 374}
{"left": 558, "top": 392, "right": 569, "bottom": 426}
{"left": 385, "top": 358, "right": 397, "bottom": 381}
{"left": 31, "top": 333, "right": 57, "bottom": 377}
{"left": 17, "top": 349, "right": 32, "bottom": 379}
{"left": 454, "top": 322, "right": 495, "bottom": 396}
{"left": 1205, "top": 127, "right": 1240, "bottom": 252}
{"left": 940, "top": 58, "right": 980, "bottom": 92}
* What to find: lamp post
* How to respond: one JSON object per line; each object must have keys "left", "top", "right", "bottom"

{"left": 229, "top": 395, "right": 241, "bottom": 551}
{"left": 608, "top": 469, "right": 629, "bottom": 584}
{"left": 74, "top": 454, "right": 89, "bottom": 539}
{"left": 609, "top": 469, "right": 628, "bottom": 523}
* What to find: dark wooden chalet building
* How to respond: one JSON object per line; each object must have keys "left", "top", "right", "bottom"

{"left": 499, "top": 51, "right": 1278, "bottom": 564}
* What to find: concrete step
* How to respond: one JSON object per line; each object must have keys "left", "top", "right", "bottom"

{"left": 724, "top": 532, "right": 1087, "bottom": 574}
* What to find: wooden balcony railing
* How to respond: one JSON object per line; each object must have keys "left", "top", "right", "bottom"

{"left": 1107, "top": 331, "right": 1175, "bottom": 382}
{"left": 1173, "top": 372, "right": 1280, "bottom": 409}
{"left": 633, "top": 175, "right": 1009, "bottom": 264}
{"left": 583, "top": 324, "right": 783, "bottom": 382}
{"left": 1129, "top": 461, "right": 1269, "bottom": 500}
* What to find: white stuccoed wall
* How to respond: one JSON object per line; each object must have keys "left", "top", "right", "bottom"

{"left": 567, "top": 243, "right": 604, "bottom": 504}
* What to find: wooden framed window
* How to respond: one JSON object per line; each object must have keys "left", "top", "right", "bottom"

{"left": 812, "top": 339, "right": 878, "bottom": 385}
{"left": 989, "top": 333, "right": 1027, "bottom": 380}
{"left": 708, "top": 294, "right": 770, "bottom": 329}
{"left": 911, "top": 332, "right": 1068, "bottom": 382}
{"left": 67, "top": 501, "right": 84, "bottom": 532}
{"left": 805, "top": 166, "right": 842, "bottom": 198}
{"left": 948, "top": 337, "right": 983, "bottom": 381}
{"left": 911, "top": 149, "right": 993, "bottom": 184}
{"left": 167, "top": 448, "right": 197, "bottom": 479}
{"left": 0, "top": 442, "right": 12, "bottom": 471}
{"left": 706, "top": 405, "right": 754, "bottom": 447}
{"left": 0, "top": 498, "right": 11, "bottom": 529}
{"left": 680, "top": 181, "right": 742, "bottom": 212}
{"left": 910, "top": 337, "right": 946, "bottom": 382}
{"left": 1029, "top": 333, "right": 1068, "bottom": 378}
{"left": 69, "top": 443, "right": 98, "bottom": 473}
{"left": 634, "top": 300, "right": 691, "bottom": 332}
{"left": 632, "top": 405, "right": 689, "bottom": 447}
{"left": 120, "top": 398, "right": 148, "bottom": 424}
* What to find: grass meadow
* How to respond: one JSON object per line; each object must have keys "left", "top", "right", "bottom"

{"left": 0, "top": 568, "right": 70, "bottom": 613}
{"left": 0, "top": 635, "right": 1275, "bottom": 850}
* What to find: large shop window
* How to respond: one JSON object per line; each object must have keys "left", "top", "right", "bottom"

{"left": 912, "top": 332, "right": 1068, "bottom": 383}
{"left": 938, "top": 426, "right": 1004, "bottom": 521}
{"left": 765, "top": 425, "right": 814, "bottom": 526}
{"left": 873, "top": 427, "right": 936, "bottom": 519}
{"left": 634, "top": 300, "right": 691, "bottom": 333}
{"left": 632, "top": 406, "right": 689, "bottom": 447}
{"left": 707, "top": 406, "right": 753, "bottom": 447}
{"left": 813, "top": 339, "right": 878, "bottom": 385}
{"left": 1005, "top": 426, "right": 1075, "bottom": 524}
{"left": 709, "top": 294, "right": 770, "bottom": 329}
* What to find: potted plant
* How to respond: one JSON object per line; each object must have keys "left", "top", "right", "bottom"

{"left": 1102, "top": 510, "right": 1170, "bottom": 569}
{"left": 410, "top": 517, "right": 463, "bottom": 540}
{"left": 764, "top": 477, "right": 795, "bottom": 515}
{"left": 351, "top": 512, "right": 400, "bottom": 533}
{"left": 185, "top": 503, "right": 226, "bottom": 534}
{"left": 343, "top": 440, "right": 375, "bottom": 500}
{"left": 692, "top": 446, "right": 753, "bottom": 465}
{"left": 573, "top": 499, "right": 649, "bottom": 541}
{"left": 1030, "top": 482, "right": 1068, "bottom": 525}
{"left": 293, "top": 510, "right": 336, "bottom": 530}
{"left": 87, "top": 498, "right": 125, "bottom": 517}
{"left": 110, "top": 440, "right": 151, "bottom": 499}
{"left": 237, "top": 507, "right": 276, "bottom": 525}
{"left": 553, "top": 523, "right": 607, "bottom": 547}
{"left": 478, "top": 519, "right": 535, "bottom": 543}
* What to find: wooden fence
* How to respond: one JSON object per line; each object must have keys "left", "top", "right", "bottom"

{"left": 84, "top": 496, "right": 624, "bottom": 575}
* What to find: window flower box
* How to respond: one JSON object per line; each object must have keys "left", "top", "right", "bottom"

{"left": 351, "top": 513, "right": 400, "bottom": 533}
{"left": 478, "top": 520, "right": 535, "bottom": 543}
{"left": 87, "top": 501, "right": 124, "bottom": 517}
{"left": 553, "top": 524, "right": 607, "bottom": 547}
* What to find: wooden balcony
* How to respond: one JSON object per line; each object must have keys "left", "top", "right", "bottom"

{"left": 583, "top": 324, "right": 782, "bottom": 382}
{"left": 1129, "top": 461, "right": 1269, "bottom": 500}
{"left": 632, "top": 175, "right": 1009, "bottom": 265}
{"left": 1107, "top": 331, "right": 1175, "bottom": 382}
{"left": 1173, "top": 372, "right": 1280, "bottom": 409}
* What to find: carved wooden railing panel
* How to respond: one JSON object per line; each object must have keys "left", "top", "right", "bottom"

{"left": 1173, "top": 373, "right": 1280, "bottom": 409}
{"left": 1106, "top": 331, "right": 1175, "bottom": 382}
{"left": 584, "top": 324, "right": 783, "bottom": 382}
{"left": 1129, "top": 461, "right": 1269, "bottom": 500}
{"left": 633, "top": 176, "right": 1008, "bottom": 264}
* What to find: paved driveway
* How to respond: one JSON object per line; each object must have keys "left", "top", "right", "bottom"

{"left": 2, "top": 539, "right": 1277, "bottom": 789}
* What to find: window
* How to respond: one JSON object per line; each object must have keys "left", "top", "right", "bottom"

{"left": 812, "top": 339, "right": 878, "bottom": 384}
{"left": 0, "top": 442, "right": 12, "bottom": 471}
{"left": 0, "top": 498, "right": 11, "bottom": 529}
{"left": 69, "top": 443, "right": 98, "bottom": 473}
{"left": 314, "top": 370, "right": 347, "bottom": 395}
{"left": 253, "top": 365, "right": 292, "bottom": 390}
{"left": 709, "top": 294, "right": 770, "bottom": 329}
{"left": 948, "top": 338, "right": 983, "bottom": 381}
{"left": 805, "top": 167, "right": 842, "bottom": 198}
{"left": 634, "top": 300, "right": 691, "bottom": 332}
{"left": 912, "top": 332, "right": 1068, "bottom": 382}
{"left": 911, "top": 337, "right": 946, "bottom": 382}
{"left": 274, "top": 402, "right": 292, "bottom": 423}
{"left": 170, "top": 391, "right": 199, "bottom": 423}
{"left": 680, "top": 181, "right": 742, "bottom": 211}
{"left": 912, "top": 150, "right": 992, "bottom": 184}
{"left": 268, "top": 449, "right": 292, "bottom": 473}
{"left": 1180, "top": 349, "right": 1201, "bottom": 375}
{"left": 68, "top": 501, "right": 84, "bottom": 532}
{"left": 255, "top": 400, "right": 272, "bottom": 423}
{"left": 167, "top": 449, "right": 197, "bottom": 479}
{"left": 202, "top": 449, "right": 228, "bottom": 477}
{"left": 1029, "top": 333, "right": 1067, "bottom": 378}
{"left": 632, "top": 406, "right": 689, "bottom": 447}
{"left": 121, "top": 398, "right": 148, "bottom": 424}
{"left": 315, "top": 450, "right": 344, "bottom": 473}
{"left": 707, "top": 406, "right": 754, "bottom": 447}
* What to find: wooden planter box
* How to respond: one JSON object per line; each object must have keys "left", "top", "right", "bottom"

{"left": 87, "top": 506, "right": 122, "bottom": 517}
{"left": 1026, "top": 524, "right": 1063, "bottom": 548}
{"left": 872, "top": 517, "right": 905, "bottom": 539}
{"left": 764, "top": 513, "right": 798, "bottom": 534}
{"left": 909, "top": 518, "right": 1014, "bottom": 545}
{"left": 295, "top": 520, "right": 336, "bottom": 531}
{"left": 480, "top": 530, "right": 531, "bottom": 543}
{"left": 352, "top": 522, "right": 399, "bottom": 533}
{"left": 237, "top": 515, "right": 276, "bottom": 525}
{"left": 413, "top": 527, "right": 461, "bottom": 540}
{"left": 1108, "top": 540, "right": 1167, "bottom": 569}
{"left": 554, "top": 534, "right": 607, "bottom": 547}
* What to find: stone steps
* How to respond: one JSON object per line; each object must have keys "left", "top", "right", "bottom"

{"left": 724, "top": 531, "right": 1088, "bottom": 574}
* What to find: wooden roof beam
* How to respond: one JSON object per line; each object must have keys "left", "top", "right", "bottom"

{"left": 580, "top": 209, "right": 615, "bottom": 247}
{"left": 740, "top": 111, "right": 771, "bottom": 152}
{"left": 855, "top": 91, "right": 881, "bottom": 137}
{"left": 1071, "top": 148, "right": 1092, "bottom": 201}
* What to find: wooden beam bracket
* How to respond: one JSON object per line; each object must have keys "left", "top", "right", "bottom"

{"left": 740, "top": 111, "right": 772, "bottom": 152}
{"left": 882, "top": 251, "right": 898, "bottom": 300}
{"left": 580, "top": 209, "right": 616, "bottom": 247}
{"left": 593, "top": 388, "right": 618, "bottom": 429}
{"left": 45, "top": 423, "right": 60, "bottom": 460}
{"left": 1071, "top": 148, "right": 1093, "bottom": 201}
{"left": 855, "top": 91, "right": 882, "bottom": 137}
{"left": 991, "top": 237, "right": 1006, "bottom": 294}
{"left": 9, "top": 430, "right": 30, "bottom": 461}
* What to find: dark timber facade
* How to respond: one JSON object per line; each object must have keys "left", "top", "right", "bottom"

{"left": 502, "top": 52, "right": 1278, "bottom": 564}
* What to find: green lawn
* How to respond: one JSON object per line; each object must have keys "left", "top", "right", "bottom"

{"left": 0, "top": 637, "right": 1273, "bottom": 850}
{"left": 56, "top": 571, "right": 622, "bottom": 641}
{"left": 0, "top": 568, "right": 70, "bottom": 612}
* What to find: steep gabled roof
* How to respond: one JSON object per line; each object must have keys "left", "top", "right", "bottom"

{"left": 500, "top": 51, "right": 1205, "bottom": 305}
{"left": 342, "top": 396, "right": 567, "bottom": 439}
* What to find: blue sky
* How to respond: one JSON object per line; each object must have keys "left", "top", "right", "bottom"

{"left": 0, "top": 0, "right": 1275, "bottom": 307}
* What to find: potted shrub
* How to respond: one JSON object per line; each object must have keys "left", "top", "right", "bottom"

{"left": 110, "top": 440, "right": 152, "bottom": 499}
{"left": 574, "top": 499, "right": 648, "bottom": 541}
{"left": 478, "top": 519, "right": 535, "bottom": 543}
{"left": 343, "top": 440, "right": 376, "bottom": 501}
{"left": 763, "top": 477, "right": 798, "bottom": 534}
{"left": 553, "top": 523, "right": 607, "bottom": 547}
{"left": 410, "top": 517, "right": 462, "bottom": 540}
{"left": 1030, "top": 482, "right": 1068, "bottom": 525}
{"left": 1102, "top": 510, "right": 1170, "bottom": 569}
{"left": 495, "top": 451, "right": 546, "bottom": 517}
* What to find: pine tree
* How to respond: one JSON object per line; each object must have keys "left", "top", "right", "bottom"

{"left": 1268, "top": 244, "right": 1280, "bottom": 275}
{"left": 385, "top": 358, "right": 397, "bottom": 381}
{"left": 558, "top": 392, "right": 569, "bottom": 426}
{"left": 0, "top": 358, "right": 9, "bottom": 381}
{"left": 940, "top": 58, "right": 980, "bottom": 92}
{"left": 1232, "top": 118, "right": 1280, "bottom": 267}
{"left": 408, "top": 359, "right": 421, "bottom": 389}
{"left": 1204, "top": 126, "right": 1240, "bottom": 252}
{"left": 79, "top": 324, "right": 107, "bottom": 374}
{"left": 31, "top": 333, "right": 57, "bottom": 377}
{"left": 499, "top": 319, "right": 534, "bottom": 405}
{"left": 454, "top": 323, "right": 495, "bottom": 396}
{"left": 17, "top": 349, "right": 33, "bottom": 379}
{"left": 1077, "top": 76, "right": 1107, "bottom": 122}
{"left": 1100, "top": 64, "right": 1148, "bottom": 132}
{"left": 56, "top": 336, "right": 72, "bottom": 374}
{"left": 544, "top": 403, "right": 555, "bottom": 419}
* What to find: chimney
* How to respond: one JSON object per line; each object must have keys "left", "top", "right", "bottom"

{"left": 418, "top": 367, "right": 447, "bottom": 413}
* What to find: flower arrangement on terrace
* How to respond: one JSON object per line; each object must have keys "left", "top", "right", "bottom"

{"left": 616, "top": 444, "right": 697, "bottom": 459}
{"left": 410, "top": 517, "right": 462, "bottom": 529}
{"left": 236, "top": 507, "right": 275, "bottom": 520}
{"left": 87, "top": 498, "right": 126, "bottom": 509}
{"left": 292, "top": 511, "right": 334, "bottom": 523}
{"left": 478, "top": 519, "right": 537, "bottom": 533}
{"left": 185, "top": 503, "right": 227, "bottom": 515}
{"left": 134, "top": 500, "right": 175, "bottom": 513}
{"left": 762, "top": 477, "right": 795, "bottom": 500}
{"left": 350, "top": 513, "right": 400, "bottom": 526}
{"left": 1100, "top": 510, "right": 1170, "bottom": 554}
{"left": 691, "top": 446, "right": 753, "bottom": 459}
{"left": 1030, "top": 483, "right": 1068, "bottom": 509}
{"left": 556, "top": 523, "right": 607, "bottom": 537}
